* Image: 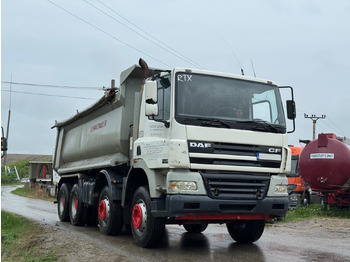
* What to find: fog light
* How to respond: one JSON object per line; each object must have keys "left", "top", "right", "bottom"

{"left": 290, "top": 195, "right": 299, "bottom": 201}
{"left": 170, "top": 181, "right": 197, "bottom": 191}
{"left": 275, "top": 184, "right": 288, "bottom": 194}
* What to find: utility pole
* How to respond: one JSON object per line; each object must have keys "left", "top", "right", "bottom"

{"left": 304, "top": 114, "right": 326, "bottom": 140}
{"left": 3, "top": 75, "right": 13, "bottom": 168}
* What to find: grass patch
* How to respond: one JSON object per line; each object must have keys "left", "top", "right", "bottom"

{"left": 1, "top": 211, "right": 58, "bottom": 261}
{"left": 284, "top": 204, "right": 350, "bottom": 222}
{"left": 1, "top": 180, "right": 24, "bottom": 186}
{"left": 1, "top": 172, "right": 21, "bottom": 185}
{"left": 12, "top": 186, "right": 56, "bottom": 202}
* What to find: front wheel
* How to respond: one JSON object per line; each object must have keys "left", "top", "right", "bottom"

{"left": 58, "top": 183, "right": 72, "bottom": 222}
{"left": 226, "top": 220, "right": 265, "bottom": 243}
{"left": 131, "top": 186, "right": 165, "bottom": 248}
{"left": 98, "top": 186, "right": 123, "bottom": 235}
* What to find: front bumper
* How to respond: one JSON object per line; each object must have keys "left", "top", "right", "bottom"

{"left": 151, "top": 194, "right": 289, "bottom": 220}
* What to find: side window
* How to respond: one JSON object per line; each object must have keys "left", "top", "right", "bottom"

{"left": 252, "top": 100, "right": 272, "bottom": 122}
{"left": 153, "top": 76, "right": 171, "bottom": 121}
{"left": 251, "top": 89, "right": 278, "bottom": 123}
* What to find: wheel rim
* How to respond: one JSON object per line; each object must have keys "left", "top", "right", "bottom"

{"left": 59, "top": 194, "right": 65, "bottom": 216}
{"left": 71, "top": 192, "right": 78, "bottom": 218}
{"left": 98, "top": 198, "right": 110, "bottom": 221}
{"left": 132, "top": 201, "right": 147, "bottom": 233}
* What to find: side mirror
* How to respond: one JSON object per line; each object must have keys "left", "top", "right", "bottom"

{"left": 286, "top": 100, "right": 296, "bottom": 120}
{"left": 144, "top": 81, "right": 158, "bottom": 116}
{"left": 145, "top": 104, "right": 158, "bottom": 116}
{"left": 144, "top": 80, "right": 157, "bottom": 104}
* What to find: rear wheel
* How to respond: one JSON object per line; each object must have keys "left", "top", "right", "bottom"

{"left": 183, "top": 223, "right": 208, "bottom": 233}
{"left": 98, "top": 186, "right": 123, "bottom": 235}
{"left": 226, "top": 220, "right": 265, "bottom": 243}
{"left": 58, "top": 183, "right": 72, "bottom": 222}
{"left": 131, "top": 186, "right": 165, "bottom": 248}
{"left": 69, "top": 184, "right": 88, "bottom": 226}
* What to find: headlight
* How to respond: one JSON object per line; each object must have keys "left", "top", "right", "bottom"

{"left": 169, "top": 181, "right": 197, "bottom": 191}
{"left": 275, "top": 184, "right": 288, "bottom": 194}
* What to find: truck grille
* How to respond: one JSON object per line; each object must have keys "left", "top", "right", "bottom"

{"left": 201, "top": 171, "right": 270, "bottom": 200}
{"left": 188, "top": 141, "right": 282, "bottom": 168}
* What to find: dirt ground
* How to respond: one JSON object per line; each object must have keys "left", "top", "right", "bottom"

{"left": 38, "top": 224, "right": 132, "bottom": 262}
{"left": 35, "top": 218, "right": 350, "bottom": 262}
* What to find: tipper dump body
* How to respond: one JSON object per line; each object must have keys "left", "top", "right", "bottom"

{"left": 53, "top": 60, "right": 296, "bottom": 247}
{"left": 53, "top": 65, "right": 149, "bottom": 174}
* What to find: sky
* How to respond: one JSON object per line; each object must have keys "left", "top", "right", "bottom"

{"left": 1, "top": 0, "right": 350, "bottom": 155}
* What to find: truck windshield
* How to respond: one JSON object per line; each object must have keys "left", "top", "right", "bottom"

{"left": 175, "top": 72, "right": 286, "bottom": 133}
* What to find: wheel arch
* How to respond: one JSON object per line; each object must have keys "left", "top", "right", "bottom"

{"left": 95, "top": 169, "right": 124, "bottom": 201}
{"left": 122, "top": 168, "right": 149, "bottom": 208}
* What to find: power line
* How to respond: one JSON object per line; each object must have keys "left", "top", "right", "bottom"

{"left": 326, "top": 116, "right": 349, "bottom": 137}
{"left": 1, "top": 81, "right": 102, "bottom": 90}
{"left": 1, "top": 89, "right": 97, "bottom": 100}
{"left": 93, "top": 0, "right": 205, "bottom": 69}
{"left": 46, "top": 0, "right": 172, "bottom": 68}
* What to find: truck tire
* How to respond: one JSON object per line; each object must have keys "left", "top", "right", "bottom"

{"left": 301, "top": 191, "right": 310, "bottom": 206}
{"left": 226, "top": 220, "right": 265, "bottom": 243}
{"left": 131, "top": 186, "right": 165, "bottom": 248}
{"left": 69, "top": 184, "right": 88, "bottom": 226}
{"left": 98, "top": 186, "right": 123, "bottom": 235}
{"left": 183, "top": 223, "right": 208, "bottom": 233}
{"left": 58, "top": 183, "right": 72, "bottom": 222}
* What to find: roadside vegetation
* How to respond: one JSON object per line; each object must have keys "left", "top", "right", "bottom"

{"left": 1, "top": 160, "right": 30, "bottom": 185}
{"left": 2, "top": 159, "right": 56, "bottom": 202}
{"left": 12, "top": 186, "right": 56, "bottom": 202}
{"left": 284, "top": 204, "right": 350, "bottom": 222}
{"left": 1, "top": 211, "right": 58, "bottom": 262}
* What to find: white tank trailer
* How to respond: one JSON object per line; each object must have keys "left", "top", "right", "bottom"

{"left": 53, "top": 59, "right": 296, "bottom": 248}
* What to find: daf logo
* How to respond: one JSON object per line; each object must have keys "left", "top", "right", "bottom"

{"left": 190, "top": 142, "right": 212, "bottom": 148}
{"left": 268, "top": 148, "right": 282, "bottom": 153}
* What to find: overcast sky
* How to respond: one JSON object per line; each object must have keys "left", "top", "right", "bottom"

{"left": 1, "top": 0, "right": 350, "bottom": 155}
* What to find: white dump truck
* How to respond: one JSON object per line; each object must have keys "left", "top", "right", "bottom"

{"left": 53, "top": 59, "right": 296, "bottom": 247}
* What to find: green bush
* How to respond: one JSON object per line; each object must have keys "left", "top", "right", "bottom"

{"left": 1, "top": 160, "right": 30, "bottom": 184}
{"left": 8, "top": 160, "right": 30, "bottom": 178}
{"left": 1, "top": 167, "right": 18, "bottom": 184}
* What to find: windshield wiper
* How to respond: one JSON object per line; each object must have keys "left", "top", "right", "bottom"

{"left": 176, "top": 116, "right": 232, "bottom": 128}
{"left": 199, "top": 118, "right": 232, "bottom": 128}
{"left": 234, "top": 119, "right": 280, "bottom": 133}
{"left": 253, "top": 121, "right": 279, "bottom": 133}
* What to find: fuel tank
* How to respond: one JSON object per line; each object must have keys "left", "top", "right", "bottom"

{"left": 299, "top": 133, "right": 350, "bottom": 192}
